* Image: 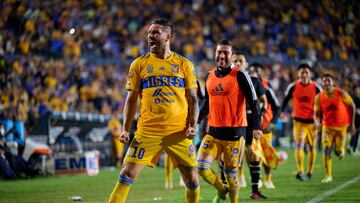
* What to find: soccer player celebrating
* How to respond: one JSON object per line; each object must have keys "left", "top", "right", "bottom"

{"left": 314, "top": 73, "right": 356, "bottom": 183}
{"left": 108, "top": 18, "right": 200, "bottom": 203}
{"left": 281, "top": 64, "right": 321, "bottom": 181}
{"left": 197, "top": 40, "right": 262, "bottom": 203}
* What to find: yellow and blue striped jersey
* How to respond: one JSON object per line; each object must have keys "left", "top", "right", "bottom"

{"left": 126, "top": 52, "right": 197, "bottom": 135}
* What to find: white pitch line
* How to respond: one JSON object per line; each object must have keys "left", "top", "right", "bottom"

{"left": 307, "top": 174, "right": 360, "bottom": 203}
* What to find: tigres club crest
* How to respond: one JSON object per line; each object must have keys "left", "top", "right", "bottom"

{"left": 147, "top": 64, "right": 153, "bottom": 73}
{"left": 171, "top": 64, "right": 179, "bottom": 73}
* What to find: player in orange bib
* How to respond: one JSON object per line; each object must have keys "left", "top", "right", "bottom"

{"left": 108, "top": 18, "right": 200, "bottom": 203}
{"left": 281, "top": 64, "right": 321, "bottom": 181}
{"left": 197, "top": 40, "right": 262, "bottom": 203}
{"left": 314, "top": 73, "right": 356, "bottom": 183}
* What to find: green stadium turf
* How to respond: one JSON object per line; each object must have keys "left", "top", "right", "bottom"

{"left": 1, "top": 148, "right": 360, "bottom": 203}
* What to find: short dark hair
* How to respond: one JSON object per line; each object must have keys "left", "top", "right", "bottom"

{"left": 249, "top": 62, "right": 263, "bottom": 73}
{"left": 217, "top": 39, "right": 232, "bottom": 47}
{"left": 322, "top": 73, "right": 334, "bottom": 79}
{"left": 298, "top": 63, "right": 311, "bottom": 71}
{"left": 151, "top": 18, "right": 173, "bottom": 35}
{"left": 232, "top": 48, "right": 242, "bottom": 55}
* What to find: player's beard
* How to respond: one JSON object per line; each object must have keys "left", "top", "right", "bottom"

{"left": 149, "top": 40, "right": 165, "bottom": 55}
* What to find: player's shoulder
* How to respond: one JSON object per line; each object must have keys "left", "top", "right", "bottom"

{"left": 172, "top": 52, "right": 194, "bottom": 66}
{"left": 289, "top": 81, "right": 297, "bottom": 88}
{"left": 337, "top": 88, "right": 349, "bottom": 97}
{"left": 235, "top": 68, "right": 248, "bottom": 77}
{"left": 133, "top": 53, "right": 151, "bottom": 63}
{"left": 129, "top": 53, "right": 150, "bottom": 69}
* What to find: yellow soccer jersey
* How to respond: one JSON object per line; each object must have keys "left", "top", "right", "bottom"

{"left": 126, "top": 52, "right": 198, "bottom": 136}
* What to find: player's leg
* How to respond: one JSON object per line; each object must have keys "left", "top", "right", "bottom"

{"left": 238, "top": 162, "right": 246, "bottom": 188}
{"left": 305, "top": 123, "right": 318, "bottom": 179}
{"left": 246, "top": 144, "right": 266, "bottom": 199}
{"left": 244, "top": 125, "right": 266, "bottom": 199}
{"left": 197, "top": 135, "right": 228, "bottom": 201}
{"left": 178, "top": 164, "right": 200, "bottom": 203}
{"left": 165, "top": 133, "right": 199, "bottom": 203}
{"left": 293, "top": 121, "right": 305, "bottom": 181}
{"left": 222, "top": 139, "right": 243, "bottom": 203}
{"left": 218, "top": 156, "right": 227, "bottom": 184}
{"left": 164, "top": 153, "right": 173, "bottom": 189}
{"left": 109, "top": 134, "right": 162, "bottom": 202}
{"left": 238, "top": 137, "right": 246, "bottom": 188}
{"left": 334, "top": 127, "right": 347, "bottom": 159}
{"left": 108, "top": 161, "right": 145, "bottom": 203}
{"left": 321, "top": 126, "right": 333, "bottom": 183}
{"left": 349, "top": 128, "right": 360, "bottom": 154}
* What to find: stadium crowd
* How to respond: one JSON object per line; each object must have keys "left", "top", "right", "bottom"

{"left": 0, "top": 0, "right": 359, "bottom": 131}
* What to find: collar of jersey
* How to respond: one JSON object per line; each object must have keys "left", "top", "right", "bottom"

{"left": 150, "top": 51, "right": 174, "bottom": 61}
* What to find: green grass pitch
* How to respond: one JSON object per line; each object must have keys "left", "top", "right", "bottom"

{"left": 1, "top": 148, "right": 360, "bottom": 203}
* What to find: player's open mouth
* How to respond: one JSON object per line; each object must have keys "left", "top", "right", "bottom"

{"left": 149, "top": 41, "right": 156, "bottom": 47}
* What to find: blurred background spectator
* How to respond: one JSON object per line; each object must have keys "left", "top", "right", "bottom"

{"left": 0, "top": 0, "right": 359, "bottom": 136}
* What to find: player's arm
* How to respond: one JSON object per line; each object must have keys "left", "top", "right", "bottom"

{"left": 120, "top": 58, "right": 141, "bottom": 143}
{"left": 121, "top": 91, "right": 138, "bottom": 143}
{"left": 184, "top": 60, "right": 199, "bottom": 139}
{"left": 196, "top": 80, "right": 205, "bottom": 101}
{"left": 258, "top": 94, "right": 267, "bottom": 123}
{"left": 198, "top": 73, "right": 209, "bottom": 123}
{"left": 186, "top": 88, "right": 199, "bottom": 139}
{"left": 281, "top": 82, "right": 295, "bottom": 112}
{"left": 237, "top": 71, "right": 262, "bottom": 139}
{"left": 313, "top": 94, "right": 321, "bottom": 130}
{"left": 267, "top": 87, "right": 281, "bottom": 123}
{"left": 341, "top": 90, "right": 356, "bottom": 134}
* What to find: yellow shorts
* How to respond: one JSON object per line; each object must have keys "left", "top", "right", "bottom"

{"left": 198, "top": 134, "right": 241, "bottom": 168}
{"left": 322, "top": 125, "right": 347, "bottom": 154}
{"left": 124, "top": 133, "right": 197, "bottom": 168}
{"left": 293, "top": 120, "right": 318, "bottom": 147}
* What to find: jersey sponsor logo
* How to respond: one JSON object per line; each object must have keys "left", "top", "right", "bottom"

{"left": 210, "top": 83, "right": 226, "bottom": 96}
{"left": 299, "top": 96, "right": 310, "bottom": 103}
{"left": 325, "top": 103, "right": 337, "bottom": 113}
{"left": 141, "top": 76, "right": 185, "bottom": 89}
{"left": 154, "top": 98, "right": 175, "bottom": 104}
{"left": 152, "top": 88, "right": 176, "bottom": 97}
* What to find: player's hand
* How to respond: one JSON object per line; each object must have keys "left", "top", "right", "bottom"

{"left": 349, "top": 123, "right": 356, "bottom": 135}
{"left": 186, "top": 126, "right": 196, "bottom": 140}
{"left": 119, "top": 131, "right": 130, "bottom": 144}
{"left": 252, "top": 129, "right": 263, "bottom": 140}
{"left": 263, "top": 123, "right": 273, "bottom": 134}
